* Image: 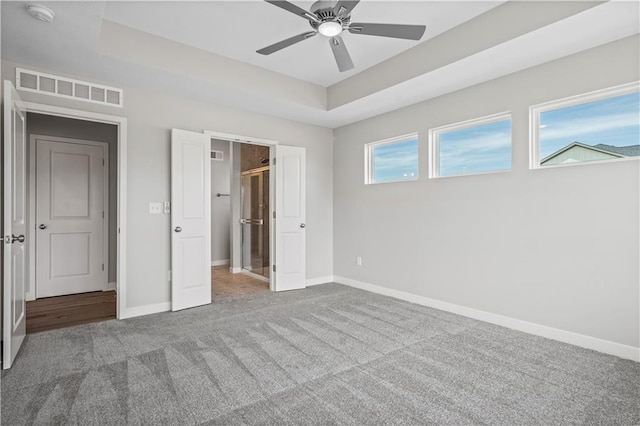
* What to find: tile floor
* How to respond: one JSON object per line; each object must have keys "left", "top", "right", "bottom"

{"left": 211, "top": 265, "right": 270, "bottom": 299}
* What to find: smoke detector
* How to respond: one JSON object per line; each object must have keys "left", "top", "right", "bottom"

{"left": 26, "top": 4, "right": 55, "bottom": 23}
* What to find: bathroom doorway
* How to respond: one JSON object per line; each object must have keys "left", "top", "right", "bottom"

{"left": 206, "top": 129, "right": 307, "bottom": 296}
{"left": 210, "top": 139, "right": 271, "bottom": 299}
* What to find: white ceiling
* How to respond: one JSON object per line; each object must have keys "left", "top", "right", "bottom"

{"left": 1, "top": 1, "right": 639, "bottom": 128}
{"left": 102, "top": 1, "right": 502, "bottom": 87}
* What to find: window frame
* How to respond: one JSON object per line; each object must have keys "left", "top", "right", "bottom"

{"left": 364, "top": 133, "right": 419, "bottom": 185}
{"left": 529, "top": 81, "right": 640, "bottom": 170}
{"left": 428, "top": 111, "right": 512, "bottom": 179}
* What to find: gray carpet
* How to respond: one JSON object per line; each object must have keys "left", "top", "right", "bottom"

{"left": 1, "top": 283, "right": 639, "bottom": 425}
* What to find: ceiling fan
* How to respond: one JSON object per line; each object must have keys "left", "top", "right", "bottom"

{"left": 257, "top": 0, "right": 426, "bottom": 72}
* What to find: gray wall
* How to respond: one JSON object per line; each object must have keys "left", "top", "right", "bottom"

{"left": 333, "top": 35, "right": 640, "bottom": 349}
{"left": 2, "top": 59, "right": 334, "bottom": 312}
{"left": 26, "top": 113, "right": 118, "bottom": 284}
{"left": 210, "top": 138, "right": 230, "bottom": 264}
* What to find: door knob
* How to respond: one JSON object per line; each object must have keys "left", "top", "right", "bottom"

{"left": 300, "top": 223, "right": 306, "bottom": 228}
{"left": 174, "top": 226, "right": 182, "bottom": 233}
{"left": 11, "top": 234, "right": 25, "bottom": 243}
{"left": 39, "top": 224, "right": 47, "bottom": 230}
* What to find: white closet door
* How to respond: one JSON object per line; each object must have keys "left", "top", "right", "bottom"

{"left": 171, "top": 129, "right": 211, "bottom": 311}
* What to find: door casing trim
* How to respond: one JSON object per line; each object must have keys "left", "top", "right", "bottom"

{"left": 23, "top": 102, "right": 127, "bottom": 320}
{"left": 203, "top": 130, "right": 277, "bottom": 291}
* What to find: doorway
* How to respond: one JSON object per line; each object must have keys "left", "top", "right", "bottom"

{"left": 203, "top": 130, "right": 307, "bottom": 291}
{"left": 210, "top": 139, "right": 271, "bottom": 299}
{"left": 25, "top": 113, "right": 117, "bottom": 333}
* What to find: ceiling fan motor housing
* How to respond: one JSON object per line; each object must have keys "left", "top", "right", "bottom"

{"left": 309, "top": 1, "right": 351, "bottom": 31}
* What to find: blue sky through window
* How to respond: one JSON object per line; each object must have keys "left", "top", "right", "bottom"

{"left": 439, "top": 119, "right": 512, "bottom": 177}
{"left": 372, "top": 137, "right": 418, "bottom": 183}
{"left": 540, "top": 92, "right": 640, "bottom": 159}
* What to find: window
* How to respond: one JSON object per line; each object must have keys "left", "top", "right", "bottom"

{"left": 531, "top": 82, "right": 640, "bottom": 168}
{"left": 429, "top": 113, "right": 512, "bottom": 178}
{"left": 365, "top": 134, "right": 419, "bottom": 184}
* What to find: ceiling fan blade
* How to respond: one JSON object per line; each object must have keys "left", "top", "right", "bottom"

{"left": 329, "top": 36, "right": 354, "bottom": 72}
{"left": 257, "top": 31, "right": 317, "bottom": 55}
{"left": 333, "top": 0, "right": 360, "bottom": 17}
{"left": 348, "top": 23, "right": 426, "bottom": 40}
{"left": 264, "top": 0, "right": 320, "bottom": 23}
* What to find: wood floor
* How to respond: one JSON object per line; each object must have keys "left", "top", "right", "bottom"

{"left": 26, "top": 291, "right": 116, "bottom": 334}
{"left": 25, "top": 267, "right": 266, "bottom": 334}
{"left": 212, "top": 266, "right": 270, "bottom": 299}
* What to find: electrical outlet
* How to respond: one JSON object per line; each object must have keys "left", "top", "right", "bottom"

{"left": 149, "top": 202, "right": 162, "bottom": 214}
{"left": 356, "top": 256, "right": 362, "bottom": 266}
{"left": 163, "top": 201, "right": 171, "bottom": 214}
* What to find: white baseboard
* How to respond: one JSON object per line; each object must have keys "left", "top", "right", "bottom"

{"left": 333, "top": 276, "right": 640, "bottom": 362}
{"left": 239, "top": 270, "right": 270, "bottom": 283}
{"left": 119, "top": 302, "right": 171, "bottom": 320}
{"left": 211, "top": 259, "right": 230, "bottom": 266}
{"left": 107, "top": 281, "right": 116, "bottom": 291}
{"left": 306, "top": 276, "right": 335, "bottom": 286}
{"left": 230, "top": 267, "right": 242, "bottom": 274}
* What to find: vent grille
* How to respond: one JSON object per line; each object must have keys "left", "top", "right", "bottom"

{"left": 16, "top": 68, "right": 123, "bottom": 107}
{"left": 211, "top": 150, "right": 224, "bottom": 161}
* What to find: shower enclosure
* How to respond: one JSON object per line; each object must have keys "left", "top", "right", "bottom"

{"left": 240, "top": 167, "right": 270, "bottom": 278}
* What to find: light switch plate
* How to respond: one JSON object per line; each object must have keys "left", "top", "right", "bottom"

{"left": 163, "top": 201, "right": 171, "bottom": 214}
{"left": 149, "top": 202, "right": 162, "bottom": 214}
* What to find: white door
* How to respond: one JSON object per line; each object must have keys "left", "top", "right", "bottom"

{"left": 35, "top": 139, "right": 107, "bottom": 298}
{"left": 274, "top": 145, "right": 306, "bottom": 291}
{"left": 3, "top": 80, "right": 27, "bottom": 369}
{"left": 171, "top": 129, "right": 211, "bottom": 311}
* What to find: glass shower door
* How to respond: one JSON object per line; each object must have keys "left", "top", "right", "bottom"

{"left": 240, "top": 170, "right": 270, "bottom": 278}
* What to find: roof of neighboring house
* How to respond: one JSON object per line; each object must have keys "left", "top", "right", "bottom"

{"left": 592, "top": 144, "right": 640, "bottom": 157}
{"left": 541, "top": 141, "right": 639, "bottom": 164}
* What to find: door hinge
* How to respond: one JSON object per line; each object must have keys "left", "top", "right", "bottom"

{"left": 102, "top": 264, "right": 105, "bottom": 271}
{"left": 272, "top": 157, "right": 276, "bottom": 165}
{"left": 102, "top": 211, "right": 105, "bottom": 218}
{"left": 102, "top": 159, "right": 105, "bottom": 166}
{"left": 272, "top": 211, "right": 276, "bottom": 219}
{"left": 273, "top": 265, "right": 276, "bottom": 272}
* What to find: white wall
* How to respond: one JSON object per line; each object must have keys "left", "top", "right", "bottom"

{"left": 210, "top": 138, "right": 230, "bottom": 264}
{"left": 333, "top": 36, "right": 640, "bottom": 352}
{"left": 2, "top": 59, "right": 334, "bottom": 315}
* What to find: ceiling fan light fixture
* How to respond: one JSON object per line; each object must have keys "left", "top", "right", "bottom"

{"left": 25, "top": 4, "right": 55, "bottom": 23}
{"left": 318, "top": 21, "right": 342, "bottom": 37}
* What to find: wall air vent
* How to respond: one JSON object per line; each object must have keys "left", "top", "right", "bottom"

{"left": 211, "top": 150, "right": 224, "bottom": 161}
{"left": 15, "top": 68, "right": 124, "bottom": 108}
